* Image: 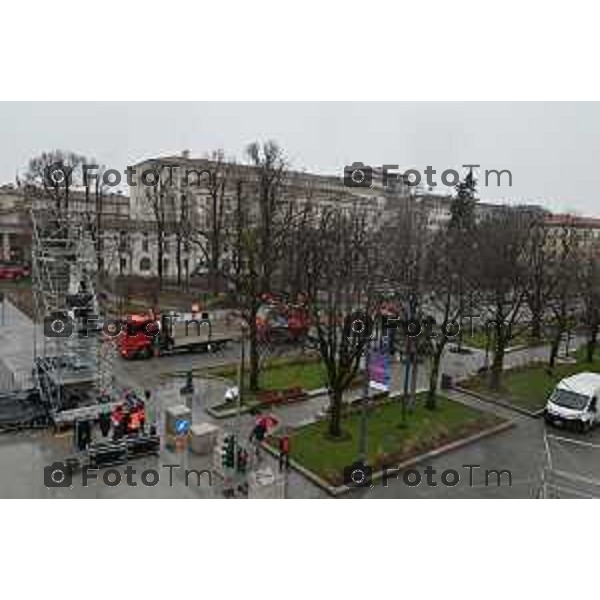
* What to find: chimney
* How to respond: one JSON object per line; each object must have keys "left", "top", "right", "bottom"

{"left": 182, "top": 149, "right": 190, "bottom": 159}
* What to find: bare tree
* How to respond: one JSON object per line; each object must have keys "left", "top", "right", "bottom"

{"left": 474, "top": 209, "right": 533, "bottom": 390}
{"left": 421, "top": 228, "right": 466, "bottom": 409}
{"left": 299, "top": 205, "right": 378, "bottom": 438}
{"left": 546, "top": 224, "right": 580, "bottom": 371}
{"left": 144, "top": 165, "right": 173, "bottom": 292}
{"left": 246, "top": 141, "right": 286, "bottom": 293}
{"left": 379, "top": 198, "right": 431, "bottom": 410}
{"left": 524, "top": 216, "right": 555, "bottom": 342}
{"left": 221, "top": 142, "right": 292, "bottom": 392}
{"left": 579, "top": 241, "right": 600, "bottom": 363}
{"left": 23, "top": 149, "right": 88, "bottom": 213}
{"left": 448, "top": 170, "right": 477, "bottom": 352}
{"left": 188, "top": 151, "right": 231, "bottom": 294}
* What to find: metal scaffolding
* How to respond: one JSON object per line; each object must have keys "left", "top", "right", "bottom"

{"left": 29, "top": 189, "right": 116, "bottom": 420}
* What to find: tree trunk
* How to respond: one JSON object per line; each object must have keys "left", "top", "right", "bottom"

{"left": 157, "top": 233, "right": 164, "bottom": 291}
{"left": 587, "top": 326, "right": 598, "bottom": 363}
{"left": 328, "top": 387, "right": 343, "bottom": 438}
{"left": 210, "top": 237, "right": 220, "bottom": 295}
{"left": 176, "top": 237, "right": 182, "bottom": 288}
{"left": 426, "top": 346, "right": 444, "bottom": 410}
{"left": 409, "top": 348, "right": 419, "bottom": 408}
{"left": 548, "top": 333, "right": 561, "bottom": 371}
{"left": 248, "top": 303, "right": 260, "bottom": 392}
{"left": 490, "top": 339, "right": 505, "bottom": 391}
{"left": 457, "top": 291, "right": 464, "bottom": 352}
{"left": 531, "top": 309, "right": 542, "bottom": 341}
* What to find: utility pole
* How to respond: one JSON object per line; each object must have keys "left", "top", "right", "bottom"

{"left": 236, "top": 324, "right": 246, "bottom": 435}
{"left": 358, "top": 338, "right": 371, "bottom": 463}
{"left": 401, "top": 294, "right": 416, "bottom": 424}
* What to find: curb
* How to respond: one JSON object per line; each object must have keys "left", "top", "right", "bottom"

{"left": 206, "top": 404, "right": 256, "bottom": 419}
{"left": 207, "top": 387, "right": 318, "bottom": 419}
{"left": 263, "top": 416, "right": 515, "bottom": 497}
{"left": 452, "top": 385, "right": 545, "bottom": 418}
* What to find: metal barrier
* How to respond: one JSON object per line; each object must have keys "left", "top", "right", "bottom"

{"left": 0, "top": 369, "right": 34, "bottom": 393}
{"left": 538, "top": 432, "right": 600, "bottom": 498}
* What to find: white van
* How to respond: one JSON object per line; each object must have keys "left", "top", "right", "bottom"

{"left": 545, "top": 372, "right": 600, "bottom": 432}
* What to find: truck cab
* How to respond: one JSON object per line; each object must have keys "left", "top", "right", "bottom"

{"left": 117, "top": 314, "right": 159, "bottom": 359}
{"left": 545, "top": 372, "right": 600, "bottom": 432}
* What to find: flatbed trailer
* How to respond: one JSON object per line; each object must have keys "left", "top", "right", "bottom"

{"left": 156, "top": 336, "right": 232, "bottom": 357}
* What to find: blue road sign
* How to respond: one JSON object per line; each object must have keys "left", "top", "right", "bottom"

{"left": 175, "top": 419, "right": 190, "bottom": 435}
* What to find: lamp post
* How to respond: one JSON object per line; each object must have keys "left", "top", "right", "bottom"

{"left": 402, "top": 293, "right": 417, "bottom": 424}
{"left": 236, "top": 323, "right": 247, "bottom": 435}
{"left": 358, "top": 338, "right": 371, "bottom": 463}
{"left": 180, "top": 370, "right": 195, "bottom": 410}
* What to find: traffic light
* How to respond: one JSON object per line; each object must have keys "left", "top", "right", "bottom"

{"left": 221, "top": 434, "right": 236, "bottom": 469}
{"left": 236, "top": 447, "right": 248, "bottom": 474}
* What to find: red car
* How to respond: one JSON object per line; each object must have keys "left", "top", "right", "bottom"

{"left": 0, "top": 263, "right": 30, "bottom": 280}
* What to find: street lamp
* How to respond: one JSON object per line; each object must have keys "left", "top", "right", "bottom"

{"left": 402, "top": 293, "right": 418, "bottom": 424}
{"left": 357, "top": 337, "right": 371, "bottom": 463}
{"left": 180, "top": 370, "right": 195, "bottom": 410}
{"left": 236, "top": 323, "right": 248, "bottom": 434}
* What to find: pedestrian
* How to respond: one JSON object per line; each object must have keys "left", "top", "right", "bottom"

{"left": 112, "top": 404, "right": 124, "bottom": 440}
{"left": 128, "top": 406, "right": 141, "bottom": 436}
{"left": 249, "top": 418, "right": 267, "bottom": 461}
{"left": 122, "top": 406, "right": 131, "bottom": 436}
{"left": 99, "top": 409, "right": 111, "bottom": 438}
{"left": 138, "top": 399, "right": 146, "bottom": 434}
{"left": 278, "top": 433, "right": 290, "bottom": 472}
{"left": 76, "top": 419, "right": 91, "bottom": 451}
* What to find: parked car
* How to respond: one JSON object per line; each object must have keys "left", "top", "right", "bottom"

{"left": 0, "top": 263, "right": 30, "bottom": 280}
{"left": 545, "top": 372, "right": 600, "bottom": 432}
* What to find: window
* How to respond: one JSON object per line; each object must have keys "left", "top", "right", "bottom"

{"left": 142, "top": 234, "right": 149, "bottom": 253}
{"left": 139, "top": 257, "right": 151, "bottom": 272}
{"left": 163, "top": 258, "right": 169, "bottom": 275}
{"left": 119, "top": 257, "right": 127, "bottom": 273}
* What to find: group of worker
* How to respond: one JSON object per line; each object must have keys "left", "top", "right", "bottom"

{"left": 105, "top": 390, "right": 150, "bottom": 440}
{"left": 73, "top": 390, "right": 153, "bottom": 452}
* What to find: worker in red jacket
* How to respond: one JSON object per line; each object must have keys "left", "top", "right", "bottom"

{"left": 111, "top": 405, "right": 124, "bottom": 440}
{"left": 279, "top": 434, "right": 290, "bottom": 472}
{"left": 128, "top": 406, "right": 141, "bottom": 435}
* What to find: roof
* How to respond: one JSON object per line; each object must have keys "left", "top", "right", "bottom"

{"left": 545, "top": 214, "right": 600, "bottom": 229}
{"left": 557, "top": 372, "right": 600, "bottom": 396}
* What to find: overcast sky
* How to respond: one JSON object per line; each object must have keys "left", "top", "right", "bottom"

{"left": 1, "top": 102, "right": 598, "bottom": 215}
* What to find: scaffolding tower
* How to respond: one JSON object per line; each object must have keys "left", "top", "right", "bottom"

{"left": 29, "top": 189, "right": 117, "bottom": 421}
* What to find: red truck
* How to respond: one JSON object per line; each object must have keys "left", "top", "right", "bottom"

{"left": 256, "top": 294, "right": 310, "bottom": 343}
{"left": 117, "top": 311, "right": 231, "bottom": 359}
{"left": 0, "top": 263, "right": 30, "bottom": 280}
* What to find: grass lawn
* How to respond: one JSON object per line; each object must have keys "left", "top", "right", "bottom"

{"left": 463, "top": 328, "right": 547, "bottom": 351}
{"left": 462, "top": 347, "right": 600, "bottom": 412}
{"left": 266, "top": 394, "right": 504, "bottom": 486}
{"left": 206, "top": 355, "right": 331, "bottom": 412}
{"left": 209, "top": 354, "right": 328, "bottom": 392}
